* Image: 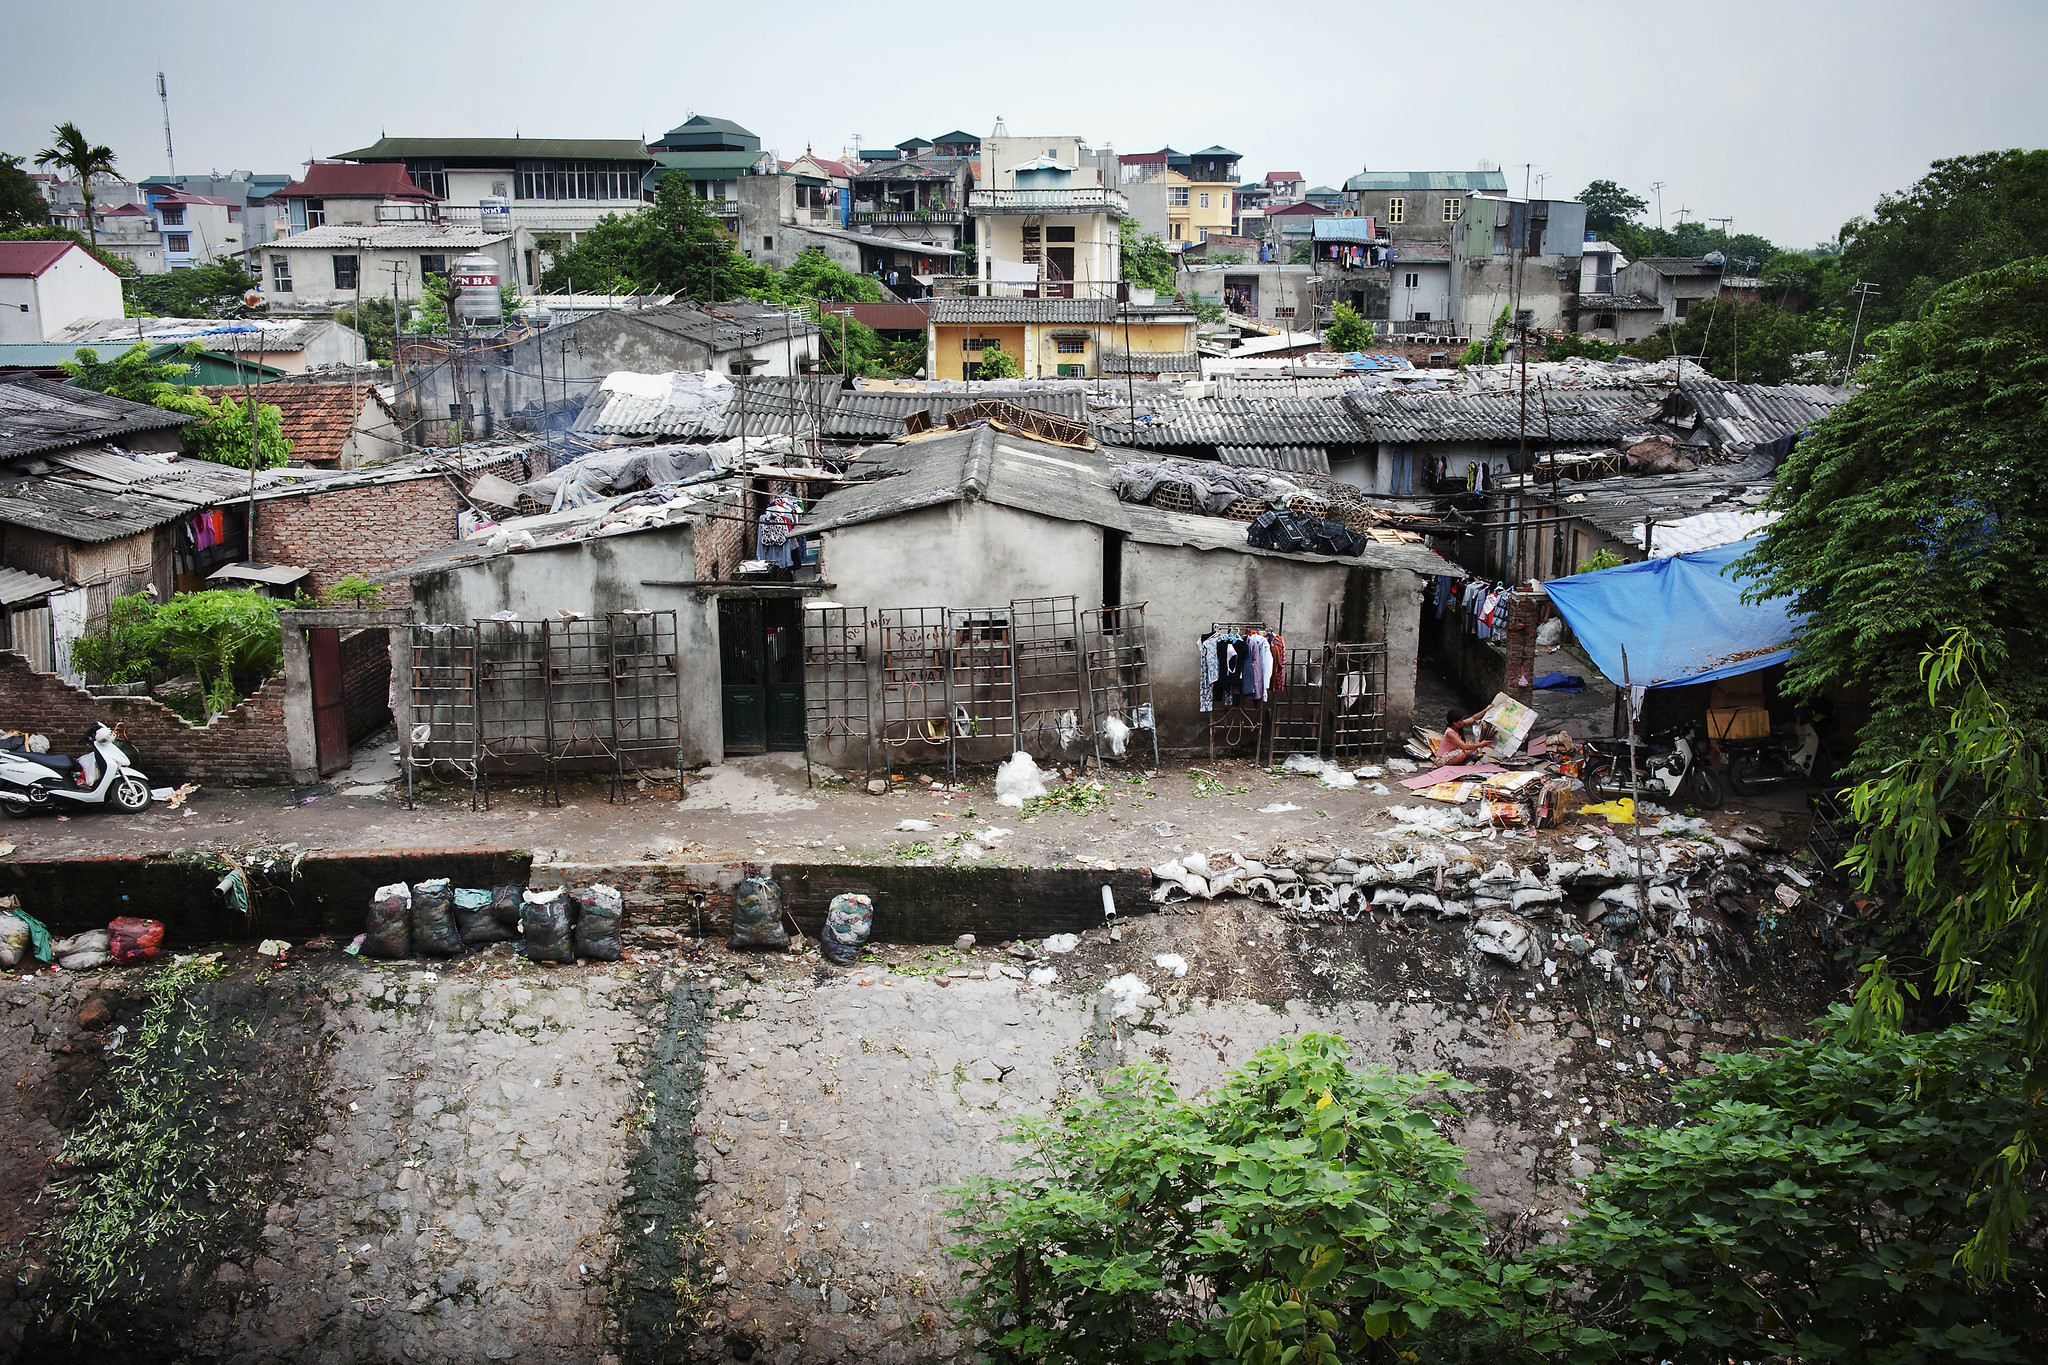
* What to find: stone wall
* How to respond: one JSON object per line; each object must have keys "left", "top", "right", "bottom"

{"left": 0, "top": 648, "right": 289, "bottom": 785}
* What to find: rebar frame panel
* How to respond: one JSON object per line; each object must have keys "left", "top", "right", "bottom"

{"left": 1265, "top": 606, "right": 1332, "bottom": 764}
{"left": 948, "top": 605, "right": 1016, "bottom": 767}
{"left": 547, "top": 617, "right": 616, "bottom": 771}
{"left": 607, "top": 610, "right": 683, "bottom": 800}
{"left": 403, "top": 624, "right": 481, "bottom": 809}
{"left": 1329, "top": 641, "right": 1391, "bottom": 759}
{"left": 803, "top": 605, "right": 872, "bottom": 786}
{"left": 878, "top": 607, "right": 952, "bottom": 780}
{"left": 1082, "top": 602, "right": 1160, "bottom": 770}
{"left": 473, "top": 618, "right": 554, "bottom": 807}
{"left": 1205, "top": 620, "right": 1270, "bottom": 761}
{"left": 1009, "top": 596, "right": 1086, "bottom": 761}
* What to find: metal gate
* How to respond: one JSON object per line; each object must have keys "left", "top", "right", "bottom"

{"left": 1329, "top": 641, "right": 1391, "bottom": 760}
{"left": 1082, "top": 602, "right": 1159, "bottom": 770}
{"left": 403, "top": 625, "right": 481, "bottom": 807}
{"left": 948, "top": 605, "right": 1016, "bottom": 762}
{"left": 803, "top": 605, "right": 871, "bottom": 786}
{"left": 1010, "top": 595, "right": 1087, "bottom": 761}
{"left": 878, "top": 606, "right": 951, "bottom": 781}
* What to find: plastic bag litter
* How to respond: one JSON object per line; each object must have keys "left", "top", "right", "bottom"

{"left": 454, "top": 887, "right": 515, "bottom": 945}
{"left": 0, "top": 914, "right": 29, "bottom": 967}
{"left": 53, "top": 929, "right": 109, "bottom": 959}
{"left": 728, "top": 873, "right": 789, "bottom": 951}
{"left": 60, "top": 950, "right": 113, "bottom": 971}
{"left": 1102, "top": 973, "right": 1153, "bottom": 1020}
{"left": 409, "top": 879, "right": 463, "bottom": 958}
{"left": 1281, "top": 754, "right": 1357, "bottom": 788}
{"left": 1057, "top": 709, "right": 1080, "bottom": 749}
{"left": 1257, "top": 802, "right": 1302, "bottom": 814}
{"left": 820, "top": 893, "right": 874, "bottom": 967}
{"left": 109, "top": 916, "right": 165, "bottom": 965}
{"left": 1153, "top": 952, "right": 1189, "bottom": 979}
{"left": 1102, "top": 715, "right": 1131, "bottom": 756}
{"left": 1536, "top": 617, "right": 1564, "bottom": 648}
{"left": 519, "top": 887, "right": 575, "bottom": 964}
{"left": 1656, "top": 815, "right": 1711, "bottom": 838}
{"left": 574, "top": 884, "right": 624, "bottom": 961}
{"left": 365, "top": 883, "right": 411, "bottom": 958}
{"left": 1028, "top": 966, "right": 1058, "bottom": 986}
{"left": 896, "top": 819, "right": 935, "bottom": 832}
{"left": 1042, "top": 933, "right": 1079, "bottom": 954}
{"left": 1580, "top": 797, "right": 1635, "bottom": 824}
{"left": 994, "top": 751, "right": 1048, "bottom": 808}
{"left": 490, "top": 884, "right": 524, "bottom": 927}
{"left": 1387, "top": 804, "right": 1464, "bottom": 833}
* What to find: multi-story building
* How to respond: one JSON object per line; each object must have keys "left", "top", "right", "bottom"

{"left": 146, "top": 190, "right": 238, "bottom": 270}
{"left": 328, "top": 136, "right": 655, "bottom": 247}
{"left": 1118, "top": 145, "right": 1240, "bottom": 245}
{"left": 1341, "top": 169, "right": 1506, "bottom": 245}
{"left": 970, "top": 134, "right": 1126, "bottom": 300}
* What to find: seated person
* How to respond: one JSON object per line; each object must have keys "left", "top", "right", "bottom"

{"left": 1437, "top": 709, "right": 1496, "bottom": 764}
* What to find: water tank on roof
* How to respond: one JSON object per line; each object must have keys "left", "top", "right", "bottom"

{"left": 479, "top": 195, "right": 511, "bottom": 232}
{"left": 450, "top": 252, "right": 502, "bottom": 325}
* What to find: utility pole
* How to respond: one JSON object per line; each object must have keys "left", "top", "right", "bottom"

{"left": 1842, "top": 281, "right": 1880, "bottom": 383}
{"left": 157, "top": 72, "right": 176, "bottom": 180}
{"left": 385, "top": 261, "right": 410, "bottom": 443}
{"left": 1649, "top": 182, "right": 1665, "bottom": 230}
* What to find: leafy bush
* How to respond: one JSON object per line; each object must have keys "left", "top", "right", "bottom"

{"left": 1460, "top": 306, "right": 1511, "bottom": 366}
{"left": 975, "top": 342, "right": 1021, "bottom": 380}
{"left": 1324, "top": 302, "right": 1373, "bottom": 351}
{"left": 67, "top": 589, "right": 280, "bottom": 718}
{"left": 319, "top": 574, "right": 385, "bottom": 609}
{"left": 149, "top": 388, "right": 291, "bottom": 469}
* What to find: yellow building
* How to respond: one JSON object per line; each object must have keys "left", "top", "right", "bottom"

{"left": 927, "top": 297, "right": 1198, "bottom": 381}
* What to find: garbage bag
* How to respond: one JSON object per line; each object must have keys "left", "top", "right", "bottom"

{"left": 0, "top": 914, "right": 28, "bottom": 968}
{"left": 365, "top": 882, "right": 412, "bottom": 958}
{"left": 994, "top": 751, "right": 1048, "bottom": 808}
{"left": 728, "top": 873, "right": 788, "bottom": 951}
{"left": 454, "top": 887, "right": 515, "bottom": 946}
{"left": 820, "top": 893, "right": 874, "bottom": 967}
{"left": 53, "top": 929, "right": 110, "bottom": 958}
{"left": 520, "top": 887, "right": 575, "bottom": 964}
{"left": 59, "top": 950, "right": 112, "bottom": 972}
{"left": 574, "top": 884, "right": 623, "bottom": 962}
{"left": 410, "top": 879, "right": 463, "bottom": 958}
{"left": 109, "top": 917, "right": 165, "bottom": 965}
{"left": 490, "top": 884, "right": 524, "bottom": 930}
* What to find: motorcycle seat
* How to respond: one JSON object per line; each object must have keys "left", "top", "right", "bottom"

{"left": 1583, "top": 737, "right": 1652, "bottom": 757}
{"left": 12, "top": 752, "right": 74, "bottom": 772}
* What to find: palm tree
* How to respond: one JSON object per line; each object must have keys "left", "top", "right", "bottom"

{"left": 34, "top": 123, "right": 118, "bottom": 250}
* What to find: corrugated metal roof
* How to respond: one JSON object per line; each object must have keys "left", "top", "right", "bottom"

{"left": 334, "top": 137, "right": 651, "bottom": 163}
{"left": 1312, "top": 218, "right": 1382, "bottom": 243}
{"left": 574, "top": 375, "right": 838, "bottom": 439}
{"left": 54, "top": 316, "right": 344, "bottom": 354}
{"left": 1343, "top": 387, "right": 1659, "bottom": 445}
{"left": 0, "top": 566, "right": 64, "bottom": 605}
{"left": 1631, "top": 508, "right": 1779, "bottom": 558}
{"left": 1683, "top": 380, "right": 1849, "bottom": 450}
{"left": 0, "top": 376, "right": 194, "bottom": 459}
{"left": 0, "top": 467, "right": 234, "bottom": 543}
{"left": 821, "top": 390, "right": 1088, "bottom": 438}
{"left": 1217, "top": 445, "right": 1331, "bottom": 474}
{"left": 1101, "top": 397, "right": 1366, "bottom": 448}
{"left": 1342, "top": 170, "right": 1507, "bottom": 193}
{"left": 1101, "top": 350, "right": 1200, "bottom": 374}
{"left": 927, "top": 297, "right": 1117, "bottom": 324}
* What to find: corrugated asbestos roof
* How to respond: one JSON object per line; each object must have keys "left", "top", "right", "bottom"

{"left": 0, "top": 450, "right": 264, "bottom": 543}
{"left": 821, "top": 390, "right": 1088, "bottom": 438}
{"left": 1218, "top": 446, "right": 1331, "bottom": 474}
{"left": 1343, "top": 387, "right": 1660, "bottom": 445}
{"left": 0, "top": 566, "right": 64, "bottom": 605}
{"left": 55, "top": 316, "right": 344, "bottom": 354}
{"left": 266, "top": 225, "right": 512, "bottom": 249}
{"left": 1102, "top": 350, "right": 1200, "bottom": 374}
{"left": 927, "top": 297, "right": 1118, "bottom": 324}
{"left": 1342, "top": 170, "right": 1508, "bottom": 193}
{"left": 0, "top": 376, "right": 194, "bottom": 459}
{"left": 1682, "top": 380, "right": 1849, "bottom": 449}
{"left": 1101, "top": 397, "right": 1366, "bottom": 448}
{"left": 575, "top": 375, "right": 840, "bottom": 439}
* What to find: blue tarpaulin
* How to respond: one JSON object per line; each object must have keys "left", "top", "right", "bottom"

{"left": 1543, "top": 537, "right": 1803, "bottom": 689}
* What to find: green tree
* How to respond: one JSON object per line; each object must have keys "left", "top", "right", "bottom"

{"left": 973, "top": 342, "right": 1020, "bottom": 380}
{"left": 1625, "top": 296, "right": 1812, "bottom": 384}
{"left": 538, "top": 174, "right": 769, "bottom": 302}
{"left": 1738, "top": 257, "right": 2048, "bottom": 763}
{"left": 1577, "top": 179, "right": 1647, "bottom": 238}
{"left": 1118, "top": 215, "right": 1177, "bottom": 294}
{"left": 1561, "top": 1005, "right": 2046, "bottom": 1363}
{"left": 948, "top": 1033, "right": 1587, "bottom": 1364}
{"left": 0, "top": 152, "right": 48, "bottom": 228}
{"left": 761, "top": 247, "right": 881, "bottom": 306}
{"left": 1836, "top": 150, "right": 2048, "bottom": 328}
{"left": 128, "top": 256, "right": 262, "bottom": 319}
{"left": 1288, "top": 240, "right": 1313, "bottom": 265}
{"left": 33, "top": 122, "right": 117, "bottom": 251}
{"left": 815, "top": 305, "right": 916, "bottom": 378}
{"left": 150, "top": 388, "right": 291, "bottom": 470}
{"left": 61, "top": 342, "right": 193, "bottom": 402}
{"left": 1323, "top": 301, "right": 1373, "bottom": 351}
{"left": 408, "top": 273, "right": 524, "bottom": 332}
{"left": 151, "top": 589, "right": 282, "bottom": 715}
{"left": 345, "top": 296, "right": 396, "bottom": 360}
{"left": 1459, "top": 306, "right": 1511, "bottom": 366}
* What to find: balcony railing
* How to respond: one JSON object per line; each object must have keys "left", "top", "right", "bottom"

{"left": 968, "top": 187, "right": 1130, "bottom": 215}
{"left": 438, "top": 201, "right": 649, "bottom": 229}
{"left": 848, "top": 208, "right": 962, "bottom": 226}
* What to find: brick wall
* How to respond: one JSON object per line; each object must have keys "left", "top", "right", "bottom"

{"left": 0, "top": 649, "right": 290, "bottom": 785}
{"left": 339, "top": 627, "right": 391, "bottom": 740}
{"left": 694, "top": 500, "right": 747, "bottom": 581}
{"left": 252, "top": 477, "right": 463, "bottom": 607}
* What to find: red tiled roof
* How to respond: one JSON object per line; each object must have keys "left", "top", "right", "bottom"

{"left": 0, "top": 240, "right": 82, "bottom": 278}
{"left": 819, "top": 301, "right": 931, "bottom": 332}
{"left": 153, "top": 190, "right": 235, "bottom": 206}
{"left": 196, "top": 382, "right": 395, "bottom": 466}
{"left": 101, "top": 204, "right": 153, "bottom": 218}
{"left": 277, "top": 161, "right": 440, "bottom": 201}
{"left": 1264, "top": 171, "right": 1304, "bottom": 184}
{"left": 1267, "top": 201, "right": 1334, "bottom": 217}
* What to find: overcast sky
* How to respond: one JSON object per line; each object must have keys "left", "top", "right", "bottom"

{"left": 5, "top": 0, "right": 2041, "bottom": 250}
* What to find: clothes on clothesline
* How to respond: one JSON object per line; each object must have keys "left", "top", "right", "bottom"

{"left": 1198, "top": 627, "right": 1286, "bottom": 712}
{"left": 186, "top": 509, "right": 226, "bottom": 551}
{"left": 1433, "top": 575, "right": 1509, "bottom": 639}
{"left": 757, "top": 496, "right": 805, "bottom": 569}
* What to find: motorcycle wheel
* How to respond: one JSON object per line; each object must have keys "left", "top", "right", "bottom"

{"left": 112, "top": 773, "right": 151, "bottom": 812}
{"left": 1727, "top": 754, "right": 1767, "bottom": 796}
{"left": 1, "top": 786, "right": 44, "bottom": 819}
{"left": 1687, "top": 764, "right": 1724, "bottom": 811}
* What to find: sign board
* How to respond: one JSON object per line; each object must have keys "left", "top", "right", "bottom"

{"left": 452, "top": 272, "right": 496, "bottom": 288}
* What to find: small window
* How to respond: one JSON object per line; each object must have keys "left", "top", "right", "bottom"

{"left": 332, "top": 254, "right": 359, "bottom": 290}
{"left": 1056, "top": 338, "right": 1086, "bottom": 353}
{"left": 304, "top": 198, "right": 325, "bottom": 228}
{"left": 963, "top": 336, "right": 999, "bottom": 351}
{"left": 1413, "top": 312, "right": 1432, "bottom": 323}
{"left": 1386, "top": 196, "right": 1405, "bottom": 224}
{"left": 1199, "top": 192, "right": 1210, "bottom": 209}
{"left": 166, "top": 233, "right": 190, "bottom": 253}
{"left": 271, "top": 255, "right": 292, "bottom": 292}
{"left": 1675, "top": 297, "right": 1692, "bottom": 318}
{"left": 1045, "top": 225, "right": 1075, "bottom": 243}
{"left": 419, "top": 254, "right": 447, "bottom": 279}
{"left": 1170, "top": 222, "right": 1184, "bottom": 240}
{"left": 1443, "top": 197, "right": 1462, "bottom": 222}
{"left": 1170, "top": 186, "right": 1189, "bottom": 207}
{"left": 160, "top": 205, "right": 184, "bottom": 226}
{"left": 762, "top": 235, "right": 773, "bottom": 250}
{"left": 1595, "top": 312, "right": 1618, "bottom": 331}
{"left": 1404, "top": 272, "right": 1420, "bottom": 289}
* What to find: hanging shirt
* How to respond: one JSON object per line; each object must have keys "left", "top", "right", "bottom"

{"left": 1199, "top": 633, "right": 1220, "bottom": 713}
{"left": 1247, "top": 634, "right": 1270, "bottom": 700}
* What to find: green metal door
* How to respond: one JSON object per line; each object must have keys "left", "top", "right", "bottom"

{"left": 762, "top": 598, "right": 806, "bottom": 751}
{"left": 720, "top": 600, "right": 766, "bottom": 753}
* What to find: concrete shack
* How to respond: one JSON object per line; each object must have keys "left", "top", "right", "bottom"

{"left": 799, "top": 423, "right": 1453, "bottom": 753}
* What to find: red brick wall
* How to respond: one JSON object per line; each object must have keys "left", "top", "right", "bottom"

{"left": 0, "top": 650, "right": 290, "bottom": 785}
{"left": 339, "top": 627, "right": 392, "bottom": 740}
{"left": 251, "top": 478, "right": 463, "bottom": 607}
{"left": 694, "top": 498, "right": 747, "bottom": 581}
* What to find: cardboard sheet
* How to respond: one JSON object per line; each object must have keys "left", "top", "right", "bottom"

{"left": 1398, "top": 763, "right": 1502, "bottom": 791}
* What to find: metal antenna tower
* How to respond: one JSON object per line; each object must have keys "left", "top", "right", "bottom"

{"left": 157, "top": 71, "right": 176, "bottom": 179}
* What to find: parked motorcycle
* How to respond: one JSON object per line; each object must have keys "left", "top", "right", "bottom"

{"left": 1583, "top": 721, "right": 1723, "bottom": 810}
{"left": 0, "top": 725, "right": 152, "bottom": 818}
{"left": 1722, "top": 708, "right": 1831, "bottom": 796}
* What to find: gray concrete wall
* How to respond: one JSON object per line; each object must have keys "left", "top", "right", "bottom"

{"left": 408, "top": 526, "right": 724, "bottom": 767}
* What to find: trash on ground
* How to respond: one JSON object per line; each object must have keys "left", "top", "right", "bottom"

{"left": 994, "top": 751, "right": 1049, "bottom": 808}
{"left": 820, "top": 893, "right": 874, "bottom": 967}
{"left": 1028, "top": 966, "right": 1058, "bottom": 986}
{"left": 1041, "top": 933, "right": 1079, "bottom": 954}
{"left": 896, "top": 819, "right": 936, "bottom": 832}
{"left": 256, "top": 938, "right": 291, "bottom": 957}
{"left": 1153, "top": 952, "right": 1189, "bottom": 979}
{"left": 1579, "top": 797, "right": 1636, "bottom": 824}
{"left": 1102, "top": 973, "right": 1153, "bottom": 1020}
{"left": 574, "top": 884, "right": 624, "bottom": 961}
{"left": 108, "top": 916, "right": 165, "bottom": 964}
{"left": 364, "top": 883, "right": 412, "bottom": 959}
{"left": 1257, "top": 802, "right": 1302, "bottom": 814}
{"left": 727, "top": 872, "right": 790, "bottom": 951}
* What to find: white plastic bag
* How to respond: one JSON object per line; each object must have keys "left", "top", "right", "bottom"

{"left": 1102, "top": 715, "right": 1131, "bottom": 756}
{"left": 994, "top": 751, "right": 1049, "bottom": 808}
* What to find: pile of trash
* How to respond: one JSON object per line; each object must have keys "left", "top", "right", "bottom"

{"left": 1148, "top": 822, "right": 1799, "bottom": 974}
{"left": 0, "top": 896, "right": 165, "bottom": 972}
{"left": 362, "top": 880, "right": 622, "bottom": 963}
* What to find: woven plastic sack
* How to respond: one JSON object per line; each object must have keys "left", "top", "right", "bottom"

{"left": 728, "top": 874, "right": 788, "bottom": 951}
{"left": 365, "top": 882, "right": 411, "bottom": 958}
{"left": 454, "top": 887, "right": 514, "bottom": 945}
{"left": 574, "top": 884, "right": 623, "bottom": 962}
{"left": 520, "top": 887, "right": 575, "bottom": 964}
{"left": 0, "top": 914, "right": 28, "bottom": 968}
{"left": 410, "top": 879, "right": 462, "bottom": 958}
{"left": 109, "top": 916, "right": 165, "bottom": 965}
{"left": 820, "top": 893, "right": 873, "bottom": 967}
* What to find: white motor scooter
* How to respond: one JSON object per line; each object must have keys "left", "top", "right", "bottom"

{"left": 0, "top": 724, "right": 152, "bottom": 818}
